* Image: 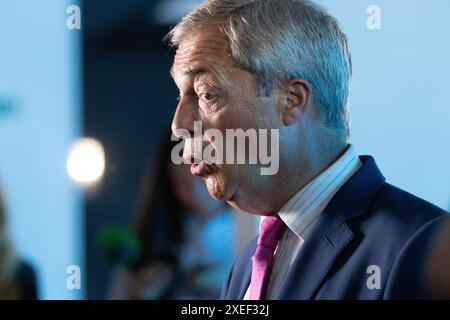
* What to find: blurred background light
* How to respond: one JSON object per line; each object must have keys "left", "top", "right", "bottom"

{"left": 67, "top": 138, "right": 106, "bottom": 185}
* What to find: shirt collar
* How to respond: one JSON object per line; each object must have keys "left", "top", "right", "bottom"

{"left": 276, "top": 144, "right": 362, "bottom": 239}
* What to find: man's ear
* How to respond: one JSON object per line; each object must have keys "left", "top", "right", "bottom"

{"left": 277, "top": 78, "right": 311, "bottom": 126}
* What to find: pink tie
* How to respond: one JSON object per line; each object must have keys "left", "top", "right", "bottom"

{"left": 249, "top": 215, "right": 286, "bottom": 300}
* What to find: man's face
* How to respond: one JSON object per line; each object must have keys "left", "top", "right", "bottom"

{"left": 170, "top": 28, "right": 281, "bottom": 213}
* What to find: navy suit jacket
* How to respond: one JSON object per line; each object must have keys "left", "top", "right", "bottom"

{"left": 221, "top": 156, "right": 447, "bottom": 300}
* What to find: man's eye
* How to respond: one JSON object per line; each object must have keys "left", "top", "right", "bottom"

{"left": 198, "top": 92, "right": 216, "bottom": 106}
{"left": 199, "top": 92, "right": 215, "bottom": 102}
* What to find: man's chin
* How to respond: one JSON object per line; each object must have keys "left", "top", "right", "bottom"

{"left": 204, "top": 177, "right": 223, "bottom": 200}
{"left": 204, "top": 176, "right": 233, "bottom": 202}
{"left": 206, "top": 189, "right": 223, "bottom": 201}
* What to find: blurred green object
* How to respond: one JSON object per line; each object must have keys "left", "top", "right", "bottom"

{"left": 98, "top": 224, "right": 142, "bottom": 268}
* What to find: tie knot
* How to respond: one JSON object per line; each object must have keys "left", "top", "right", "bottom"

{"left": 257, "top": 215, "right": 286, "bottom": 250}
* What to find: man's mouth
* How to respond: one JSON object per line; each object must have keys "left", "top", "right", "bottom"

{"left": 191, "top": 160, "right": 213, "bottom": 177}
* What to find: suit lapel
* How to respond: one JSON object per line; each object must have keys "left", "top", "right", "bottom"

{"left": 275, "top": 208, "right": 355, "bottom": 299}
{"left": 226, "top": 238, "right": 256, "bottom": 299}
{"left": 237, "top": 261, "right": 252, "bottom": 299}
{"left": 276, "top": 156, "right": 386, "bottom": 299}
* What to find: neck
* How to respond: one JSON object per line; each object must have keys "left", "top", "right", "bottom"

{"left": 263, "top": 128, "right": 348, "bottom": 214}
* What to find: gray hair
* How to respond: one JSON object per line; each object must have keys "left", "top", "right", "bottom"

{"left": 167, "top": 0, "right": 352, "bottom": 136}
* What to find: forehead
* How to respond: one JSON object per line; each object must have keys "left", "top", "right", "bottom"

{"left": 171, "top": 28, "right": 235, "bottom": 83}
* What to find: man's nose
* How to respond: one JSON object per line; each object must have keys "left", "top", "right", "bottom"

{"left": 171, "top": 97, "right": 197, "bottom": 139}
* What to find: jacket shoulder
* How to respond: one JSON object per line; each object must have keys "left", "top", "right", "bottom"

{"left": 367, "top": 182, "right": 446, "bottom": 237}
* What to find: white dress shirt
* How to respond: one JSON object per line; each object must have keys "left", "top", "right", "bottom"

{"left": 244, "top": 145, "right": 362, "bottom": 300}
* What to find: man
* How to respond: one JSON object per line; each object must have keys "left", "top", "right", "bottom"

{"left": 167, "top": 0, "right": 447, "bottom": 299}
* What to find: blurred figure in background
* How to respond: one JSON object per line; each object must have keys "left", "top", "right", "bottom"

{"left": 384, "top": 213, "right": 450, "bottom": 299}
{"left": 108, "top": 134, "right": 235, "bottom": 299}
{"left": 0, "top": 183, "right": 37, "bottom": 300}
{"left": 427, "top": 214, "right": 450, "bottom": 298}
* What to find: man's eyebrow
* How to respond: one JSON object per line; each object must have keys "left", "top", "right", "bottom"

{"left": 170, "top": 65, "right": 209, "bottom": 79}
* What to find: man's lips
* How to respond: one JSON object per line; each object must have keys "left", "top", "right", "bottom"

{"left": 191, "top": 160, "right": 216, "bottom": 177}
{"left": 191, "top": 160, "right": 208, "bottom": 176}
